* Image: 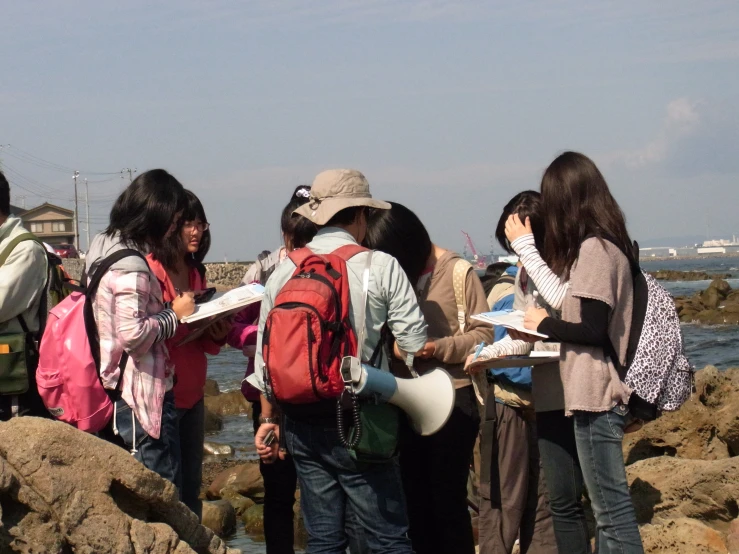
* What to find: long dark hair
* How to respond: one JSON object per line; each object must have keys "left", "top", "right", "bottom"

{"left": 495, "top": 190, "right": 545, "bottom": 254}
{"left": 105, "top": 169, "right": 187, "bottom": 253}
{"left": 541, "top": 151, "right": 635, "bottom": 278}
{"left": 282, "top": 185, "right": 317, "bottom": 250}
{"left": 364, "top": 202, "right": 433, "bottom": 286}
{"left": 151, "top": 190, "right": 211, "bottom": 269}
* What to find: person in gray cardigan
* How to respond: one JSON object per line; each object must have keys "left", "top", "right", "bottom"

{"left": 522, "top": 152, "right": 644, "bottom": 554}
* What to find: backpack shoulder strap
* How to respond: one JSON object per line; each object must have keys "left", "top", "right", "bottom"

{"left": 0, "top": 233, "right": 43, "bottom": 266}
{"left": 453, "top": 259, "right": 473, "bottom": 332}
{"left": 287, "top": 247, "right": 314, "bottom": 268}
{"left": 85, "top": 249, "right": 149, "bottom": 296}
{"left": 332, "top": 244, "right": 368, "bottom": 261}
{"left": 83, "top": 249, "right": 148, "bottom": 377}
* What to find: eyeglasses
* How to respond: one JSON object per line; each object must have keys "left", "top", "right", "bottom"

{"left": 183, "top": 221, "right": 210, "bottom": 232}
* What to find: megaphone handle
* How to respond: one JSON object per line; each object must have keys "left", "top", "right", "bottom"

{"left": 336, "top": 392, "right": 362, "bottom": 449}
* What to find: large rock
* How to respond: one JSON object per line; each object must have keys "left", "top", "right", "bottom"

{"left": 628, "top": 456, "right": 739, "bottom": 525}
{"left": 204, "top": 442, "right": 234, "bottom": 457}
{"left": 241, "top": 503, "right": 264, "bottom": 536}
{"left": 219, "top": 489, "right": 256, "bottom": 517}
{"left": 674, "top": 281, "right": 738, "bottom": 325}
{"left": 623, "top": 366, "right": 739, "bottom": 464}
{"left": 201, "top": 500, "right": 237, "bottom": 538}
{"left": 0, "top": 417, "right": 238, "bottom": 554}
{"left": 207, "top": 463, "right": 264, "bottom": 502}
{"left": 204, "top": 379, "right": 220, "bottom": 397}
{"left": 204, "top": 390, "right": 251, "bottom": 418}
{"left": 639, "top": 518, "right": 728, "bottom": 553}
{"left": 204, "top": 405, "right": 223, "bottom": 433}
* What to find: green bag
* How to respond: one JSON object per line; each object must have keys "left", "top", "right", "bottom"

{"left": 349, "top": 403, "right": 401, "bottom": 463}
{"left": 0, "top": 233, "right": 47, "bottom": 397}
{"left": 0, "top": 333, "right": 30, "bottom": 395}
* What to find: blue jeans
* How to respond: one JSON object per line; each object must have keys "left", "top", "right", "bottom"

{"left": 113, "top": 390, "right": 182, "bottom": 490}
{"left": 284, "top": 415, "right": 412, "bottom": 554}
{"left": 574, "top": 407, "right": 644, "bottom": 554}
{"left": 536, "top": 410, "right": 590, "bottom": 554}
{"left": 178, "top": 397, "right": 205, "bottom": 520}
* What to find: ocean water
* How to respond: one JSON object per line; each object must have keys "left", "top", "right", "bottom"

{"left": 640, "top": 257, "right": 739, "bottom": 370}
{"left": 207, "top": 256, "right": 739, "bottom": 551}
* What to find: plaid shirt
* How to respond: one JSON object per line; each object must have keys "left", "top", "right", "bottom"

{"left": 93, "top": 269, "right": 174, "bottom": 439}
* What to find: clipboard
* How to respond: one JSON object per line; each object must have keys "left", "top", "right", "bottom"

{"left": 176, "top": 284, "right": 264, "bottom": 346}
{"left": 471, "top": 310, "right": 548, "bottom": 339}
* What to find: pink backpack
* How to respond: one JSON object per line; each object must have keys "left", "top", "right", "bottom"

{"left": 36, "top": 249, "right": 148, "bottom": 433}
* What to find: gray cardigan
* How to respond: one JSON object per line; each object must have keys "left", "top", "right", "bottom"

{"left": 560, "top": 238, "right": 634, "bottom": 415}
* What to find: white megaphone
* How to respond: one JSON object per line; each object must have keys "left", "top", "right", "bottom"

{"left": 341, "top": 357, "right": 456, "bottom": 436}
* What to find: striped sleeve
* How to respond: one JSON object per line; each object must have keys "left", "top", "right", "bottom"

{"left": 476, "top": 335, "right": 532, "bottom": 361}
{"left": 511, "top": 234, "right": 569, "bottom": 310}
{"left": 154, "top": 309, "right": 178, "bottom": 342}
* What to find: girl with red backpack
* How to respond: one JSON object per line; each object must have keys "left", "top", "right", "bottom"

{"left": 146, "top": 190, "right": 229, "bottom": 520}
{"left": 85, "top": 170, "right": 195, "bottom": 486}
{"left": 228, "top": 184, "right": 317, "bottom": 553}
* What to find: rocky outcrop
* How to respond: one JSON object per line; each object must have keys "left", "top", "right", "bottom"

{"left": 204, "top": 391, "right": 251, "bottom": 418}
{"left": 207, "top": 463, "right": 264, "bottom": 503}
{"left": 623, "top": 366, "right": 739, "bottom": 463}
{"left": 674, "top": 279, "right": 739, "bottom": 324}
{"left": 638, "top": 518, "right": 728, "bottom": 553}
{"left": 0, "top": 417, "right": 239, "bottom": 554}
{"left": 649, "top": 270, "right": 732, "bottom": 282}
{"left": 201, "top": 501, "right": 237, "bottom": 538}
{"left": 624, "top": 366, "right": 739, "bottom": 553}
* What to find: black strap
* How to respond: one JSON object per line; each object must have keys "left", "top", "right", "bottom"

{"left": 368, "top": 325, "right": 389, "bottom": 368}
{"left": 83, "top": 249, "right": 149, "bottom": 400}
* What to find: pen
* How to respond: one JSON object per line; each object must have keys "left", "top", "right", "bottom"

{"left": 472, "top": 341, "right": 486, "bottom": 362}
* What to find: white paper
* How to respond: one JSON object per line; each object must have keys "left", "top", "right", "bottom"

{"left": 180, "top": 283, "right": 265, "bottom": 324}
{"left": 471, "top": 310, "right": 549, "bottom": 339}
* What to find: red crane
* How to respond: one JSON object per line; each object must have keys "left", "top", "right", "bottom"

{"left": 461, "top": 231, "right": 487, "bottom": 269}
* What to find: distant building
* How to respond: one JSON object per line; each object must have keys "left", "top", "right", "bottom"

{"left": 14, "top": 202, "right": 75, "bottom": 246}
{"left": 702, "top": 236, "right": 739, "bottom": 247}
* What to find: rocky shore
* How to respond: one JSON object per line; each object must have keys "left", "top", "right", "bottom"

{"left": 3, "top": 366, "right": 739, "bottom": 552}
{"left": 624, "top": 365, "right": 739, "bottom": 553}
{"left": 674, "top": 278, "right": 739, "bottom": 325}
{"left": 649, "top": 270, "right": 733, "bottom": 281}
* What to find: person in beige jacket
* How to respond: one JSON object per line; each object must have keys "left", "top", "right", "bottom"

{"left": 0, "top": 170, "right": 49, "bottom": 420}
{"left": 365, "top": 202, "right": 494, "bottom": 554}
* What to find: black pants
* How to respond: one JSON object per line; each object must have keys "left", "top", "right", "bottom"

{"left": 399, "top": 385, "right": 480, "bottom": 554}
{"left": 536, "top": 409, "right": 590, "bottom": 554}
{"left": 252, "top": 402, "right": 298, "bottom": 554}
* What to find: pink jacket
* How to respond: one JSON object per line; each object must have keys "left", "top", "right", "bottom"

{"left": 227, "top": 302, "right": 260, "bottom": 402}
{"left": 147, "top": 255, "right": 222, "bottom": 410}
{"left": 94, "top": 269, "right": 172, "bottom": 439}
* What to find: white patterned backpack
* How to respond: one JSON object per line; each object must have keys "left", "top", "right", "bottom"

{"left": 607, "top": 243, "right": 695, "bottom": 421}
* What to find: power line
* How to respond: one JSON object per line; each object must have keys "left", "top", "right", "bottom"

{"left": 2, "top": 145, "right": 122, "bottom": 175}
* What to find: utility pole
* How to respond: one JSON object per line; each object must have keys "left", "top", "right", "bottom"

{"left": 73, "top": 170, "right": 80, "bottom": 250}
{"left": 121, "top": 167, "right": 137, "bottom": 182}
{"left": 84, "top": 178, "right": 90, "bottom": 251}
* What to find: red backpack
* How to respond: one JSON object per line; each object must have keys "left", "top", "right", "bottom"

{"left": 262, "top": 245, "right": 367, "bottom": 404}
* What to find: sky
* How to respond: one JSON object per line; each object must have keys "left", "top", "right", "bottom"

{"left": 1, "top": 1, "right": 738, "bottom": 261}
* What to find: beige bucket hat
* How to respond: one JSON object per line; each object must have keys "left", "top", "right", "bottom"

{"left": 294, "top": 169, "right": 391, "bottom": 226}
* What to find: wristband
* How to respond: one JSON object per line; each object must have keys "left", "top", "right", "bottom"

{"left": 259, "top": 416, "right": 279, "bottom": 424}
